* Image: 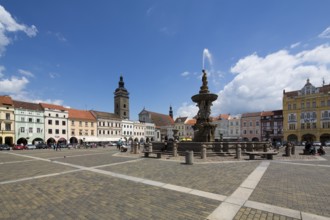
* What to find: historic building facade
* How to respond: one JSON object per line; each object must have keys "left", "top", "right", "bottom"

{"left": 0, "top": 96, "right": 15, "bottom": 145}
{"left": 241, "top": 112, "right": 261, "bottom": 141}
{"left": 283, "top": 79, "right": 330, "bottom": 144}
{"left": 91, "top": 110, "right": 122, "bottom": 142}
{"left": 228, "top": 115, "right": 241, "bottom": 141}
{"left": 260, "top": 110, "right": 283, "bottom": 144}
{"left": 41, "top": 103, "right": 69, "bottom": 145}
{"left": 68, "top": 108, "right": 97, "bottom": 144}
{"left": 14, "top": 100, "right": 45, "bottom": 145}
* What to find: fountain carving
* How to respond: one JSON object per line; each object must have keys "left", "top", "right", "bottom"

{"left": 191, "top": 69, "right": 218, "bottom": 142}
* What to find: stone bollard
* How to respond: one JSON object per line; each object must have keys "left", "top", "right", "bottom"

{"left": 173, "top": 143, "right": 178, "bottom": 157}
{"left": 291, "top": 144, "right": 295, "bottom": 155}
{"left": 236, "top": 144, "right": 241, "bottom": 159}
{"left": 285, "top": 145, "right": 291, "bottom": 156}
{"left": 201, "top": 145, "right": 207, "bottom": 159}
{"left": 133, "top": 142, "right": 138, "bottom": 154}
{"left": 185, "top": 150, "right": 193, "bottom": 165}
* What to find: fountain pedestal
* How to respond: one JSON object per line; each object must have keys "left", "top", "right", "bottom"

{"left": 191, "top": 70, "right": 218, "bottom": 142}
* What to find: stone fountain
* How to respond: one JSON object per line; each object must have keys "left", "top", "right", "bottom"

{"left": 191, "top": 69, "right": 218, "bottom": 142}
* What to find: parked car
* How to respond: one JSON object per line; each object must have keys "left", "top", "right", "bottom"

{"left": 36, "top": 143, "right": 47, "bottom": 149}
{"left": 26, "top": 144, "right": 37, "bottom": 150}
{"left": 325, "top": 141, "right": 330, "bottom": 147}
{"left": 313, "top": 142, "right": 322, "bottom": 147}
{"left": 13, "top": 144, "right": 26, "bottom": 150}
{"left": 0, "top": 144, "right": 10, "bottom": 151}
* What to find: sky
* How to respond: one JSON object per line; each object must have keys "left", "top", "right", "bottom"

{"left": 0, "top": 1, "right": 330, "bottom": 120}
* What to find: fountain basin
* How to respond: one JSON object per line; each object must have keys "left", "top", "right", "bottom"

{"left": 191, "top": 93, "right": 218, "bottom": 102}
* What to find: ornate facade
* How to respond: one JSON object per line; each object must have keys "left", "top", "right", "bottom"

{"left": 283, "top": 79, "right": 330, "bottom": 144}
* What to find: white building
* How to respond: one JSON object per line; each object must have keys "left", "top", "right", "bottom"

{"left": 14, "top": 100, "right": 45, "bottom": 145}
{"left": 91, "top": 110, "right": 122, "bottom": 142}
{"left": 40, "top": 103, "right": 68, "bottom": 145}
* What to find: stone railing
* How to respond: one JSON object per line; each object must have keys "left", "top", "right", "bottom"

{"left": 151, "top": 141, "right": 273, "bottom": 158}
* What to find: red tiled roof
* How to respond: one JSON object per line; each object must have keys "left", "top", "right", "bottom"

{"left": 241, "top": 112, "right": 261, "bottom": 118}
{"left": 0, "top": 95, "right": 13, "bottom": 106}
{"left": 260, "top": 111, "right": 274, "bottom": 117}
{"left": 13, "top": 100, "right": 43, "bottom": 111}
{"left": 144, "top": 110, "right": 174, "bottom": 127}
{"left": 68, "top": 109, "right": 96, "bottom": 121}
{"left": 185, "top": 119, "right": 196, "bottom": 126}
{"left": 40, "top": 103, "right": 67, "bottom": 111}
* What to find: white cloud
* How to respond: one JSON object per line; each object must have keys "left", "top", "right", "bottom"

{"left": 49, "top": 72, "right": 60, "bottom": 79}
{"left": 290, "top": 42, "right": 301, "bottom": 49}
{"left": 0, "top": 5, "right": 37, "bottom": 56}
{"left": 18, "top": 69, "right": 34, "bottom": 77}
{"left": 176, "top": 44, "right": 330, "bottom": 117}
{"left": 176, "top": 102, "right": 198, "bottom": 119}
{"left": 319, "top": 26, "right": 330, "bottom": 39}
{"left": 0, "top": 76, "right": 29, "bottom": 94}
{"left": 181, "top": 71, "right": 190, "bottom": 77}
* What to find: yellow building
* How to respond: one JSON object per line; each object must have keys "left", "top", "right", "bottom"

{"left": 67, "top": 108, "right": 97, "bottom": 144}
{"left": 0, "top": 96, "right": 15, "bottom": 145}
{"left": 283, "top": 79, "right": 330, "bottom": 144}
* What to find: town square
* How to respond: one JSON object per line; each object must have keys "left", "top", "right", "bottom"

{"left": 1, "top": 1, "right": 330, "bottom": 220}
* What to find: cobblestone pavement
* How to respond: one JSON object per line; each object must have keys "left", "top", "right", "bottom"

{"left": 0, "top": 148, "right": 329, "bottom": 220}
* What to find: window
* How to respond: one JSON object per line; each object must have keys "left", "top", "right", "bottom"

{"left": 293, "top": 104, "right": 296, "bottom": 110}
{"left": 306, "top": 102, "right": 310, "bottom": 108}
{"left": 56, "top": 114, "right": 59, "bottom": 117}
{"left": 21, "top": 127, "right": 25, "bottom": 133}
{"left": 36, "top": 119, "right": 41, "bottom": 123}
{"left": 29, "top": 127, "right": 33, "bottom": 133}
{"left": 91, "top": 130, "right": 94, "bottom": 135}
{"left": 62, "top": 129, "right": 66, "bottom": 134}
{"left": 79, "top": 121, "right": 82, "bottom": 127}
{"left": 85, "top": 122, "right": 88, "bottom": 127}
{"left": 21, "top": 117, "right": 25, "bottom": 122}
{"left": 55, "top": 120, "right": 59, "bottom": 125}
{"left": 48, "top": 120, "right": 52, "bottom": 125}
{"left": 256, "top": 121, "right": 259, "bottom": 126}
{"left": 6, "top": 113, "right": 10, "bottom": 120}
{"left": 71, "top": 130, "right": 75, "bottom": 135}
{"left": 55, "top": 129, "right": 59, "bottom": 134}
{"left": 79, "top": 130, "right": 83, "bottom": 135}
{"left": 62, "top": 121, "right": 66, "bottom": 126}
{"left": 301, "top": 123, "right": 305, "bottom": 129}
{"left": 301, "top": 103, "right": 305, "bottom": 109}
{"left": 37, "top": 128, "right": 41, "bottom": 133}
{"left": 29, "top": 118, "right": 33, "bottom": 122}
{"left": 312, "top": 101, "right": 316, "bottom": 108}
{"left": 288, "top": 104, "right": 291, "bottom": 110}
{"left": 48, "top": 129, "right": 52, "bottom": 134}
{"left": 5, "top": 123, "right": 11, "bottom": 131}
{"left": 289, "top": 124, "right": 296, "bottom": 130}
{"left": 91, "top": 122, "right": 94, "bottom": 127}
{"left": 72, "top": 120, "right": 75, "bottom": 126}
{"left": 321, "top": 100, "right": 325, "bottom": 107}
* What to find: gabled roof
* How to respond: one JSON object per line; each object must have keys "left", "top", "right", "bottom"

{"left": 40, "top": 103, "right": 67, "bottom": 111}
{"left": 141, "top": 109, "right": 174, "bottom": 127}
{"left": 68, "top": 109, "right": 96, "bottom": 121}
{"left": 0, "top": 95, "right": 13, "bottom": 106}
{"left": 13, "top": 100, "right": 43, "bottom": 111}
{"left": 175, "top": 117, "right": 188, "bottom": 123}
{"left": 91, "top": 110, "right": 121, "bottom": 120}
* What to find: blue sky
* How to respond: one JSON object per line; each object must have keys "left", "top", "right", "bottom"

{"left": 0, "top": 1, "right": 330, "bottom": 120}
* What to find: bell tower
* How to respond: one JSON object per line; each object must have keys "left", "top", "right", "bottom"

{"left": 114, "top": 75, "right": 130, "bottom": 119}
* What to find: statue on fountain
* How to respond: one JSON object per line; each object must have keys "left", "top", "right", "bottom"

{"left": 191, "top": 70, "right": 218, "bottom": 142}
